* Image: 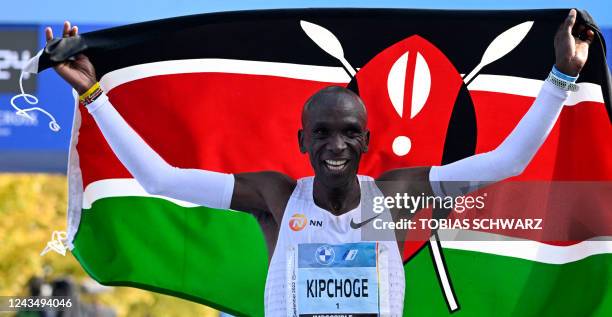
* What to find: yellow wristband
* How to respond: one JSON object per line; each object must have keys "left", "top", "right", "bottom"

{"left": 79, "top": 82, "right": 101, "bottom": 101}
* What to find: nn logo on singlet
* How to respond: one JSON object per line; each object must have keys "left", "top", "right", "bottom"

{"left": 289, "top": 213, "right": 323, "bottom": 231}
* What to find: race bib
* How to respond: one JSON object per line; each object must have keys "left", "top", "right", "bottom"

{"left": 287, "top": 242, "right": 380, "bottom": 317}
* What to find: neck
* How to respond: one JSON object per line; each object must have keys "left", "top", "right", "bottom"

{"left": 313, "top": 176, "right": 360, "bottom": 216}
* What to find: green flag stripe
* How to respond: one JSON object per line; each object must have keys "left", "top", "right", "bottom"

{"left": 405, "top": 247, "right": 612, "bottom": 316}
{"left": 72, "top": 196, "right": 269, "bottom": 316}
{"left": 72, "top": 196, "right": 612, "bottom": 316}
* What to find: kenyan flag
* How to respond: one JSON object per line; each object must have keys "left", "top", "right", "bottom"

{"left": 34, "top": 8, "right": 612, "bottom": 316}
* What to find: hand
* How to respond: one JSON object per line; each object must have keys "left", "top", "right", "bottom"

{"left": 45, "top": 21, "right": 97, "bottom": 95}
{"left": 554, "top": 9, "right": 595, "bottom": 76}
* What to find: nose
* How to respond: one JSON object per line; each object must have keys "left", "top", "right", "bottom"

{"left": 326, "top": 133, "right": 347, "bottom": 154}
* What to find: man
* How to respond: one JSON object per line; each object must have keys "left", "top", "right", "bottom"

{"left": 47, "top": 9, "right": 593, "bottom": 316}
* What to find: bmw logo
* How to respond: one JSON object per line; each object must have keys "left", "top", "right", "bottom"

{"left": 315, "top": 245, "right": 335, "bottom": 265}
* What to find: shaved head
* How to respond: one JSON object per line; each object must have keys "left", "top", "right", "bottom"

{"left": 298, "top": 85, "right": 370, "bottom": 188}
{"left": 301, "top": 86, "right": 367, "bottom": 128}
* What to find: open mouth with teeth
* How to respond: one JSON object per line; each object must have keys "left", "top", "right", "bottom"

{"left": 324, "top": 159, "right": 349, "bottom": 171}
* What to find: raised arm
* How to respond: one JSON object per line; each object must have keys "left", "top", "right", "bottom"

{"left": 379, "top": 10, "right": 594, "bottom": 197}
{"left": 429, "top": 9, "right": 594, "bottom": 196}
{"left": 47, "top": 22, "right": 293, "bottom": 217}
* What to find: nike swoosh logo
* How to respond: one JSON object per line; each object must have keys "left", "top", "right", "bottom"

{"left": 350, "top": 214, "right": 381, "bottom": 229}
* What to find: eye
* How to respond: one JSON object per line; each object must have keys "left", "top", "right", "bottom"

{"left": 313, "top": 128, "right": 328, "bottom": 137}
{"left": 345, "top": 128, "right": 362, "bottom": 137}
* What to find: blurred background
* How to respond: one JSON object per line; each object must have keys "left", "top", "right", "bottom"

{"left": 1, "top": 1, "right": 610, "bottom": 316}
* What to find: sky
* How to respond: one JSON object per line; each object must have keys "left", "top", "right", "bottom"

{"left": 8, "top": 0, "right": 612, "bottom": 27}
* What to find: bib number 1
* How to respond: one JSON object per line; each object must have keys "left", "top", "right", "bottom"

{"left": 287, "top": 242, "right": 381, "bottom": 317}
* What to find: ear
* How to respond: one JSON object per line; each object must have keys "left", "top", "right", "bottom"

{"left": 298, "top": 129, "right": 307, "bottom": 153}
{"left": 363, "top": 130, "right": 370, "bottom": 153}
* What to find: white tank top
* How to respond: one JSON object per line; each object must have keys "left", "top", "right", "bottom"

{"left": 264, "top": 175, "right": 405, "bottom": 316}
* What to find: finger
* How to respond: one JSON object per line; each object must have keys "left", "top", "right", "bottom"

{"left": 45, "top": 27, "right": 53, "bottom": 43}
{"left": 62, "top": 21, "right": 71, "bottom": 38}
{"left": 69, "top": 26, "right": 78, "bottom": 37}
{"left": 584, "top": 29, "right": 595, "bottom": 45}
{"left": 73, "top": 25, "right": 79, "bottom": 36}
{"left": 564, "top": 9, "right": 577, "bottom": 34}
{"left": 576, "top": 27, "right": 595, "bottom": 45}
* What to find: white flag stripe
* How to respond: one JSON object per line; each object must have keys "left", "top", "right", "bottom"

{"left": 442, "top": 238, "right": 612, "bottom": 265}
{"left": 83, "top": 178, "right": 200, "bottom": 209}
{"left": 99, "top": 59, "right": 352, "bottom": 92}
{"left": 99, "top": 58, "right": 604, "bottom": 105}
{"left": 468, "top": 74, "right": 603, "bottom": 106}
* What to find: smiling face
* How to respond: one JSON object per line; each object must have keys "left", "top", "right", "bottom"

{"left": 299, "top": 86, "right": 370, "bottom": 188}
